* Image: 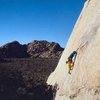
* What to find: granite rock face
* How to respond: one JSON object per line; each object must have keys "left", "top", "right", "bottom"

{"left": 47, "top": 0, "right": 100, "bottom": 100}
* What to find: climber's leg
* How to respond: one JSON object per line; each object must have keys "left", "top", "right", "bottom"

{"left": 68, "top": 62, "right": 71, "bottom": 74}
{"left": 70, "top": 62, "right": 74, "bottom": 70}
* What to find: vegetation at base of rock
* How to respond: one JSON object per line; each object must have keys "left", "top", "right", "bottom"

{"left": 0, "top": 58, "right": 58, "bottom": 100}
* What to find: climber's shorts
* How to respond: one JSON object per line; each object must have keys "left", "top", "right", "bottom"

{"left": 68, "top": 61, "right": 74, "bottom": 71}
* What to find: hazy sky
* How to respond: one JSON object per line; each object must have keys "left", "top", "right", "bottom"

{"left": 0, "top": 0, "right": 85, "bottom": 47}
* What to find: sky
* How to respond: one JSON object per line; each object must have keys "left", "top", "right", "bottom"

{"left": 0, "top": 0, "right": 85, "bottom": 47}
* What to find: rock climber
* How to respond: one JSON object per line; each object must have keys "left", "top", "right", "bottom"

{"left": 66, "top": 51, "right": 77, "bottom": 74}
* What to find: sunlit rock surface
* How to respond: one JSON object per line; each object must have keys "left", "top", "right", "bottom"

{"left": 47, "top": 0, "right": 100, "bottom": 100}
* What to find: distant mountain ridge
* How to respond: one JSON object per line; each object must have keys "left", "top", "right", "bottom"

{"left": 0, "top": 40, "right": 64, "bottom": 58}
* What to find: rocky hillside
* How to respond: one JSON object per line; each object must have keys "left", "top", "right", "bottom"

{"left": 0, "top": 58, "right": 58, "bottom": 100}
{"left": 27, "top": 40, "right": 64, "bottom": 58}
{"left": 0, "top": 40, "right": 63, "bottom": 100}
{"left": 47, "top": 0, "right": 100, "bottom": 100}
{"left": 0, "top": 41, "right": 28, "bottom": 58}
{"left": 0, "top": 40, "right": 64, "bottom": 58}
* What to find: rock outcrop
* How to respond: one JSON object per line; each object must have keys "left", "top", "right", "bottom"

{"left": 0, "top": 40, "right": 64, "bottom": 58}
{"left": 27, "top": 40, "right": 64, "bottom": 58}
{"left": 47, "top": 0, "right": 100, "bottom": 100}
{"left": 0, "top": 41, "right": 28, "bottom": 58}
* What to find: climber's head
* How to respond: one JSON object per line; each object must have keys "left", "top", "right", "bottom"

{"left": 73, "top": 51, "right": 77, "bottom": 55}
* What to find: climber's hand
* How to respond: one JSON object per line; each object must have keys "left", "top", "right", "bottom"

{"left": 66, "top": 61, "right": 68, "bottom": 64}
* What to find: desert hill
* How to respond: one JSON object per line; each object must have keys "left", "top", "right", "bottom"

{"left": 0, "top": 40, "right": 64, "bottom": 58}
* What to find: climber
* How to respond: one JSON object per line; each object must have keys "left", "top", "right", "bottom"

{"left": 66, "top": 51, "right": 77, "bottom": 74}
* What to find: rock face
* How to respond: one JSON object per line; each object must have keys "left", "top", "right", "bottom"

{"left": 0, "top": 40, "right": 64, "bottom": 58}
{"left": 27, "top": 40, "right": 64, "bottom": 58}
{"left": 47, "top": 0, "right": 100, "bottom": 100}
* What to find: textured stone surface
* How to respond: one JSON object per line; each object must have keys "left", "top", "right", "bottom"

{"left": 47, "top": 0, "right": 100, "bottom": 100}
{"left": 27, "top": 40, "right": 64, "bottom": 58}
{"left": 0, "top": 40, "right": 64, "bottom": 58}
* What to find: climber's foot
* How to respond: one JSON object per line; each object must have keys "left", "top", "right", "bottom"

{"left": 68, "top": 71, "right": 71, "bottom": 74}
